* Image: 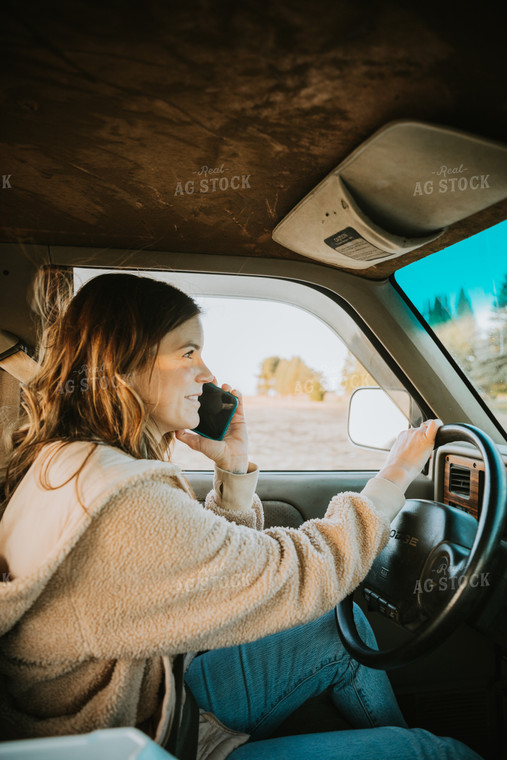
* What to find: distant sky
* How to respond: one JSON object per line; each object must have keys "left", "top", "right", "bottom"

{"left": 193, "top": 297, "right": 347, "bottom": 395}
{"left": 394, "top": 220, "right": 507, "bottom": 321}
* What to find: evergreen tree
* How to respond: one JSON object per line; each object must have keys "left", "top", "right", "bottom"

{"left": 481, "top": 272, "right": 507, "bottom": 391}
{"left": 495, "top": 272, "right": 507, "bottom": 309}
{"left": 456, "top": 288, "right": 473, "bottom": 317}
{"left": 429, "top": 295, "right": 452, "bottom": 325}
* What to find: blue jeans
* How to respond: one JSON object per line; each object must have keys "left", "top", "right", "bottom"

{"left": 185, "top": 604, "right": 482, "bottom": 760}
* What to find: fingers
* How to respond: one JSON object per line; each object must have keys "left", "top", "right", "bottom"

{"left": 220, "top": 382, "right": 243, "bottom": 405}
{"left": 414, "top": 418, "right": 442, "bottom": 430}
{"left": 211, "top": 377, "right": 241, "bottom": 397}
{"left": 221, "top": 382, "right": 239, "bottom": 394}
{"left": 379, "top": 418, "right": 444, "bottom": 492}
{"left": 419, "top": 418, "right": 444, "bottom": 443}
{"left": 174, "top": 429, "right": 205, "bottom": 452}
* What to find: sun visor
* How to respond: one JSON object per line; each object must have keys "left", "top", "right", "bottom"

{"left": 272, "top": 121, "right": 507, "bottom": 270}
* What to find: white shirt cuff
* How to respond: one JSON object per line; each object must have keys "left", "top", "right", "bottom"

{"left": 361, "top": 476, "right": 405, "bottom": 523}
{"left": 213, "top": 462, "right": 259, "bottom": 511}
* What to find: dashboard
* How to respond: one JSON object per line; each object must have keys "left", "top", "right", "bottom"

{"left": 436, "top": 444, "right": 507, "bottom": 539}
{"left": 443, "top": 453, "right": 484, "bottom": 519}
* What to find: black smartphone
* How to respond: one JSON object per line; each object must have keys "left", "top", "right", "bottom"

{"left": 192, "top": 382, "right": 239, "bottom": 440}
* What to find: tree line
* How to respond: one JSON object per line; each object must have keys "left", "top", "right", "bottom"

{"left": 256, "top": 353, "right": 374, "bottom": 401}
{"left": 423, "top": 274, "right": 507, "bottom": 397}
{"left": 254, "top": 272, "right": 507, "bottom": 403}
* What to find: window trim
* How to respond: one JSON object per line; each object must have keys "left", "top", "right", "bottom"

{"left": 74, "top": 265, "right": 431, "bottom": 422}
{"left": 73, "top": 265, "right": 433, "bottom": 472}
{"left": 76, "top": 265, "right": 433, "bottom": 417}
{"left": 39, "top": 244, "right": 506, "bottom": 447}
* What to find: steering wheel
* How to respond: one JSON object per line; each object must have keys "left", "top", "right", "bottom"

{"left": 335, "top": 423, "right": 507, "bottom": 669}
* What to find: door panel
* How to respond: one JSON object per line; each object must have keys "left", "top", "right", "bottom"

{"left": 186, "top": 470, "right": 435, "bottom": 526}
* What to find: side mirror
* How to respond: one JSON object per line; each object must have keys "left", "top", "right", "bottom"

{"left": 348, "top": 387, "right": 411, "bottom": 451}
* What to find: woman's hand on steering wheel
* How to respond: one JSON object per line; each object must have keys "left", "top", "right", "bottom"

{"left": 378, "top": 418, "right": 444, "bottom": 493}
{"left": 175, "top": 379, "right": 249, "bottom": 474}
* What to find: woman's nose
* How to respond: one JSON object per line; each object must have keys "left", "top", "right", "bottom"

{"left": 197, "top": 361, "right": 214, "bottom": 383}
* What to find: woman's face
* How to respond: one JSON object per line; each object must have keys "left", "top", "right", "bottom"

{"left": 134, "top": 315, "right": 214, "bottom": 434}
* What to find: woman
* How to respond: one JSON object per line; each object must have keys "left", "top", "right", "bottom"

{"left": 0, "top": 272, "right": 481, "bottom": 759}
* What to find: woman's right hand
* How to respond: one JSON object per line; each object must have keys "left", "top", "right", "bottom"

{"left": 174, "top": 380, "right": 249, "bottom": 474}
{"left": 377, "top": 418, "right": 443, "bottom": 493}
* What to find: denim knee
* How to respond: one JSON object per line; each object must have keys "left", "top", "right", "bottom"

{"left": 351, "top": 602, "right": 378, "bottom": 650}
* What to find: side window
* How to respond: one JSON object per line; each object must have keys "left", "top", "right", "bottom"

{"left": 74, "top": 267, "right": 416, "bottom": 473}
{"left": 172, "top": 296, "right": 389, "bottom": 471}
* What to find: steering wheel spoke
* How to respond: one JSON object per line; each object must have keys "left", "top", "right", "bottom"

{"left": 417, "top": 541, "right": 470, "bottom": 617}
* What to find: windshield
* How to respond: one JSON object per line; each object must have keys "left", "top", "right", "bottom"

{"left": 394, "top": 220, "right": 507, "bottom": 434}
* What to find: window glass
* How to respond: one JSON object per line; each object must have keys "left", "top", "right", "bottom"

{"left": 170, "top": 296, "right": 389, "bottom": 470}
{"left": 395, "top": 220, "right": 507, "bottom": 436}
{"left": 74, "top": 268, "right": 410, "bottom": 471}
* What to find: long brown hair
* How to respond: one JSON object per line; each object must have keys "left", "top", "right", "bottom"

{"left": 0, "top": 269, "right": 201, "bottom": 517}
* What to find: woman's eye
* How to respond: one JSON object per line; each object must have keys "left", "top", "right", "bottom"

{"left": 184, "top": 350, "right": 194, "bottom": 358}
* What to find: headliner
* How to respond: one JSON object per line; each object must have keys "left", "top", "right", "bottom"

{"left": 1, "top": 0, "right": 506, "bottom": 278}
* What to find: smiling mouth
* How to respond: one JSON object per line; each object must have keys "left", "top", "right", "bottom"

{"left": 186, "top": 395, "right": 201, "bottom": 404}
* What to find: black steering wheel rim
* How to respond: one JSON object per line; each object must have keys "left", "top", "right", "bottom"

{"left": 335, "top": 423, "right": 507, "bottom": 669}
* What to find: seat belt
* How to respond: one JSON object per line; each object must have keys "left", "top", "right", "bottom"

{"left": 164, "top": 654, "right": 200, "bottom": 760}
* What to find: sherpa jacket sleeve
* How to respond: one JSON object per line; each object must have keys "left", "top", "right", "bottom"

{"left": 67, "top": 468, "right": 397, "bottom": 660}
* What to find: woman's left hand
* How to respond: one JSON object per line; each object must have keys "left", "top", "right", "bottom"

{"left": 174, "top": 381, "right": 249, "bottom": 474}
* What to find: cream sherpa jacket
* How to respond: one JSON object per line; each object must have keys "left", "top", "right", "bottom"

{"left": 0, "top": 440, "right": 404, "bottom": 758}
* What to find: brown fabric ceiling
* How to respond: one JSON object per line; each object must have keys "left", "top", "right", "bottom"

{"left": 1, "top": 0, "right": 506, "bottom": 277}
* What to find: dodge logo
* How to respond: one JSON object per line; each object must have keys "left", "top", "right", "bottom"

{"left": 389, "top": 529, "right": 419, "bottom": 547}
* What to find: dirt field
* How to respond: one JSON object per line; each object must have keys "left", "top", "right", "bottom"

{"left": 171, "top": 395, "right": 389, "bottom": 471}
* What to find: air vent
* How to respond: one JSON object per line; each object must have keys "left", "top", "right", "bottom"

{"left": 449, "top": 464, "right": 471, "bottom": 496}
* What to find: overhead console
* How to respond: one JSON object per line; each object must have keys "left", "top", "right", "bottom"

{"left": 272, "top": 120, "right": 507, "bottom": 270}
